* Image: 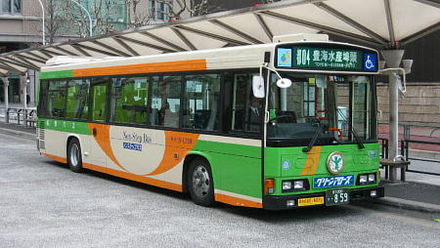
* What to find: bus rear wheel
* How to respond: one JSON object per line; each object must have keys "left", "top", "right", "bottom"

{"left": 187, "top": 158, "right": 214, "bottom": 207}
{"left": 67, "top": 139, "right": 83, "bottom": 173}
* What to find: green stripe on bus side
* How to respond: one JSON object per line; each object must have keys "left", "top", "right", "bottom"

{"left": 40, "top": 70, "right": 74, "bottom": 80}
{"left": 193, "top": 140, "right": 262, "bottom": 199}
{"left": 39, "top": 119, "right": 91, "bottom": 135}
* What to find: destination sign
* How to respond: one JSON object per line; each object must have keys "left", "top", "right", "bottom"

{"left": 275, "top": 44, "right": 378, "bottom": 72}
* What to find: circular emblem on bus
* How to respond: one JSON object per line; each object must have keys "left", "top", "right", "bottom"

{"left": 327, "top": 152, "right": 344, "bottom": 175}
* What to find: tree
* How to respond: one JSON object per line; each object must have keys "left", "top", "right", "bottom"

{"left": 125, "top": 0, "right": 152, "bottom": 29}
{"left": 156, "top": 0, "right": 222, "bottom": 21}
{"left": 61, "top": 0, "right": 126, "bottom": 37}
{"left": 44, "top": 0, "right": 71, "bottom": 44}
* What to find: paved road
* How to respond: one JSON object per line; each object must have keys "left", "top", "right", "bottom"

{"left": 1, "top": 133, "right": 439, "bottom": 247}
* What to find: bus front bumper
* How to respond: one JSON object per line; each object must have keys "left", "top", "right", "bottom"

{"left": 263, "top": 186, "right": 384, "bottom": 210}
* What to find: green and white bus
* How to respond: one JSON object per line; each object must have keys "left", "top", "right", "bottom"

{"left": 37, "top": 36, "right": 384, "bottom": 210}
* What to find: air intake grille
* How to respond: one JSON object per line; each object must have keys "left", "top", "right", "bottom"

{"left": 38, "top": 121, "right": 45, "bottom": 150}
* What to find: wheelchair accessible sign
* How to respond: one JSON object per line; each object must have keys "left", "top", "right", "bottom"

{"left": 363, "top": 53, "right": 378, "bottom": 72}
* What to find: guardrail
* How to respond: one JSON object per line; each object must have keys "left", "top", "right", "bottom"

{"left": 379, "top": 134, "right": 440, "bottom": 177}
{"left": 401, "top": 139, "right": 440, "bottom": 176}
{"left": 4, "top": 108, "right": 37, "bottom": 127}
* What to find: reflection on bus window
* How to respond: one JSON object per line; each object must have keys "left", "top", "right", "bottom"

{"left": 110, "top": 77, "right": 149, "bottom": 124}
{"left": 183, "top": 74, "right": 221, "bottom": 131}
{"left": 268, "top": 73, "right": 375, "bottom": 146}
{"left": 91, "top": 80, "right": 108, "bottom": 122}
{"left": 231, "top": 73, "right": 262, "bottom": 133}
{"left": 66, "top": 79, "right": 89, "bottom": 120}
{"left": 47, "top": 80, "right": 67, "bottom": 118}
{"left": 150, "top": 76, "right": 181, "bottom": 128}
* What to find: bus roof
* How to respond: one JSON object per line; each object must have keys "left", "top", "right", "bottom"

{"left": 40, "top": 40, "right": 379, "bottom": 79}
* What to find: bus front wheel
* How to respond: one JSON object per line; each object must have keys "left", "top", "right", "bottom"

{"left": 67, "top": 139, "right": 83, "bottom": 173}
{"left": 187, "top": 158, "right": 215, "bottom": 207}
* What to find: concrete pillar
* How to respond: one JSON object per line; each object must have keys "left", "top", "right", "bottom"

{"left": 2, "top": 77, "right": 9, "bottom": 123}
{"left": 381, "top": 49, "right": 407, "bottom": 182}
{"left": 388, "top": 73, "right": 399, "bottom": 181}
{"left": 28, "top": 70, "right": 36, "bottom": 106}
{"left": 20, "top": 74, "right": 28, "bottom": 110}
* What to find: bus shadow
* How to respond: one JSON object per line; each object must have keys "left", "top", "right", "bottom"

{"left": 216, "top": 203, "right": 361, "bottom": 223}
{"left": 43, "top": 160, "right": 363, "bottom": 222}
{"left": 43, "top": 160, "right": 189, "bottom": 201}
{"left": 84, "top": 167, "right": 188, "bottom": 201}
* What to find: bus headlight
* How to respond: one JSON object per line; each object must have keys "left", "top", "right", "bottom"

{"left": 282, "top": 181, "right": 292, "bottom": 191}
{"left": 368, "top": 174, "right": 376, "bottom": 183}
{"left": 293, "top": 180, "right": 304, "bottom": 190}
{"left": 282, "top": 179, "right": 309, "bottom": 192}
{"left": 359, "top": 175, "right": 368, "bottom": 184}
{"left": 358, "top": 173, "right": 376, "bottom": 185}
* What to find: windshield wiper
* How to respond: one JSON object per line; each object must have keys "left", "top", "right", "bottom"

{"left": 303, "top": 124, "right": 323, "bottom": 153}
{"left": 336, "top": 108, "right": 365, "bottom": 149}
{"left": 350, "top": 125, "right": 365, "bottom": 149}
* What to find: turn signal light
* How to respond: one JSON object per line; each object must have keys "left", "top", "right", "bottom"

{"left": 264, "top": 178, "right": 275, "bottom": 194}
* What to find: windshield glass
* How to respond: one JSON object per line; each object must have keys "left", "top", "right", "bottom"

{"left": 267, "top": 72, "right": 376, "bottom": 147}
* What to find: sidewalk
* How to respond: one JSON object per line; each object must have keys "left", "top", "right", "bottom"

{"left": 0, "top": 121, "right": 36, "bottom": 140}
{"left": 377, "top": 177, "right": 440, "bottom": 213}
{"left": 0, "top": 121, "right": 439, "bottom": 212}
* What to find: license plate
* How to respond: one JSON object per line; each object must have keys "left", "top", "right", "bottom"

{"left": 313, "top": 175, "right": 354, "bottom": 188}
{"left": 298, "top": 196, "right": 325, "bottom": 207}
{"left": 326, "top": 189, "right": 350, "bottom": 206}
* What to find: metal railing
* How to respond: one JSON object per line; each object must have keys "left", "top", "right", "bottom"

{"left": 379, "top": 123, "right": 440, "bottom": 176}
{"left": 401, "top": 139, "right": 440, "bottom": 176}
{"left": 4, "top": 108, "right": 37, "bottom": 127}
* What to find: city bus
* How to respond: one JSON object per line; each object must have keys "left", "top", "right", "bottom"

{"left": 37, "top": 35, "right": 384, "bottom": 210}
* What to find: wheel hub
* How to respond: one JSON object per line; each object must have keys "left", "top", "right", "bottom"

{"left": 192, "top": 165, "right": 210, "bottom": 198}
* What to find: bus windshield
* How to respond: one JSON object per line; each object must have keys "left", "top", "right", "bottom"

{"left": 267, "top": 72, "right": 376, "bottom": 147}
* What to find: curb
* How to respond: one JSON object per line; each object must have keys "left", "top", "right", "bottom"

{"left": 0, "top": 127, "right": 36, "bottom": 141}
{"left": 374, "top": 196, "right": 440, "bottom": 213}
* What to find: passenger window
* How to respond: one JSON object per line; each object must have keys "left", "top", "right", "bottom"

{"left": 47, "top": 80, "right": 67, "bottom": 118}
{"left": 65, "top": 79, "right": 90, "bottom": 119}
{"left": 182, "top": 74, "right": 221, "bottom": 131}
{"left": 38, "top": 80, "right": 49, "bottom": 116}
{"left": 91, "top": 80, "right": 108, "bottom": 122}
{"left": 231, "top": 73, "right": 262, "bottom": 133}
{"left": 149, "top": 76, "right": 181, "bottom": 128}
{"left": 110, "top": 77, "right": 149, "bottom": 124}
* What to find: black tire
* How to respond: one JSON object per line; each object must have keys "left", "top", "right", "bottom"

{"left": 67, "top": 139, "right": 83, "bottom": 173}
{"left": 187, "top": 158, "right": 215, "bottom": 207}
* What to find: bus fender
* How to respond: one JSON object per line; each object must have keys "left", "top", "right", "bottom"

{"left": 182, "top": 151, "right": 216, "bottom": 193}
{"left": 66, "top": 134, "right": 83, "bottom": 154}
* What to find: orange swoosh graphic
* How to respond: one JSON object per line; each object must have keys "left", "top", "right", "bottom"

{"left": 88, "top": 123, "right": 128, "bottom": 172}
{"left": 146, "top": 131, "right": 200, "bottom": 176}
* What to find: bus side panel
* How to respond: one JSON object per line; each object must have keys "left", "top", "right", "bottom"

{"left": 39, "top": 119, "right": 92, "bottom": 164}
{"left": 194, "top": 138, "right": 263, "bottom": 208}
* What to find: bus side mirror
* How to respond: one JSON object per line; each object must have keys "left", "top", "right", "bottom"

{"left": 276, "top": 78, "right": 292, "bottom": 88}
{"left": 252, "top": 75, "right": 265, "bottom": 98}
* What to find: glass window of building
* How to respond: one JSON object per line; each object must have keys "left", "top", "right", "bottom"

{"left": 1, "top": 0, "right": 21, "bottom": 14}
{"left": 149, "top": 0, "right": 171, "bottom": 21}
